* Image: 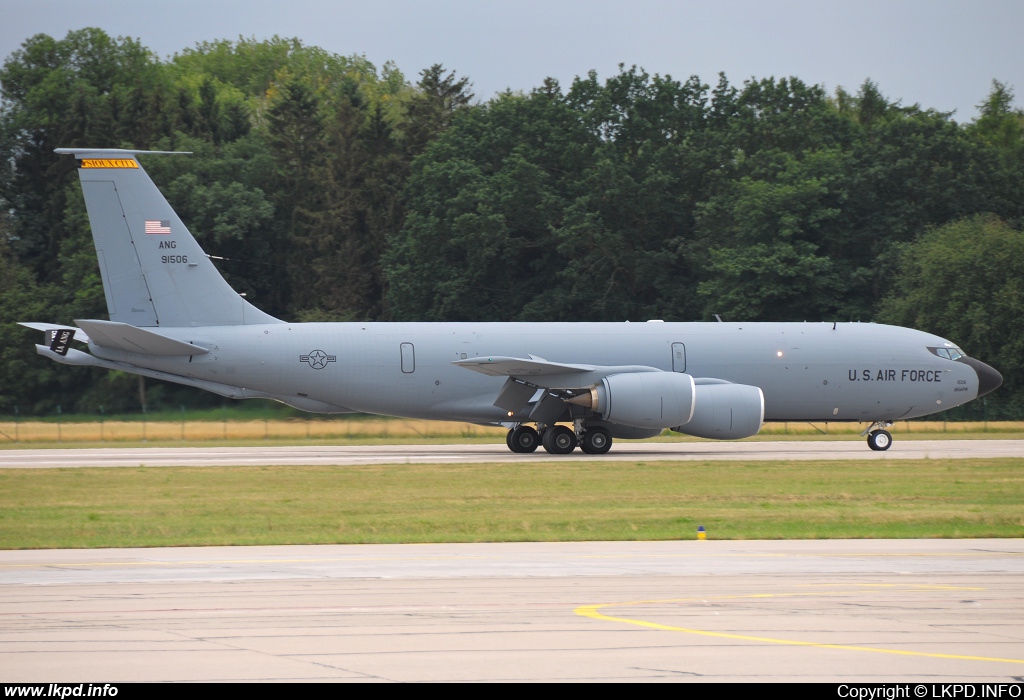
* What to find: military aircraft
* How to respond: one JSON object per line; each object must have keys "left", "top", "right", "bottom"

{"left": 22, "top": 148, "right": 1002, "bottom": 454}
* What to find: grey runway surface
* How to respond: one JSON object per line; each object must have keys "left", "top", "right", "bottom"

{"left": 2, "top": 438, "right": 1024, "bottom": 468}
{"left": 2, "top": 540, "right": 1024, "bottom": 682}
{"left": 3, "top": 441, "right": 1023, "bottom": 682}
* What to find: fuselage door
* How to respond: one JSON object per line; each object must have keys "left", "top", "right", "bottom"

{"left": 671, "top": 342, "right": 686, "bottom": 373}
{"left": 400, "top": 342, "right": 415, "bottom": 373}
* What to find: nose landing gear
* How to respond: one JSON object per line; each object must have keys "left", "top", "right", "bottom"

{"left": 863, "top": 421, "right": 894, "bottom": 451}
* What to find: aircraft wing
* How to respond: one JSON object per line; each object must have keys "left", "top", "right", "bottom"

{"left": 453, "top": 354, "right": 668, "bottom": 416}
{"left": 452, "top": 355, "right": 596, "bottom": 378}
{"left": 452, "top": 354, "right": 663, "bottom": 390}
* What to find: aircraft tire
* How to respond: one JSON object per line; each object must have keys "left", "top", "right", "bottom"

{"left": 542, "top": 425, "right": 577, "bottom": 454}
{"left": 580, "top": 427, "right": 612, "bottom": 454}
{"left": 867, "top": 429, "right": 892, "bottom": 451}
{"left": 509, "top": 425, "right": 540, "bottom": 453}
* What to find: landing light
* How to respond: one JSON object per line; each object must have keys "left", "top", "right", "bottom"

{"left": 776, "top": 351, "right": 783, "bottom": 357}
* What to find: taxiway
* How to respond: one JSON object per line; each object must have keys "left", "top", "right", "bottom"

{"left": 3, "top": 439, "right": 1022, "bottom": 682}
{"left": 2, "top": 540, "right": 1023, "bottom": 682}
{"left": 2, "top": 438, "right": 1023, "bottom": 468}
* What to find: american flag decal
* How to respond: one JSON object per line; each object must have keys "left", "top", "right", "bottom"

{"left": 145, "top": 219, "right": 171, "bottom": 234}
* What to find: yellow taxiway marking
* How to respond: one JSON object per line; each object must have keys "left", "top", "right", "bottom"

{"left": 575, "top": 585, "right": 1024, "bottom": 665}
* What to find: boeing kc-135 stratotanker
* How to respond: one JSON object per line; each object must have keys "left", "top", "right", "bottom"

{"left": 22, "top": 149, "right": 1002, "bottom": 454}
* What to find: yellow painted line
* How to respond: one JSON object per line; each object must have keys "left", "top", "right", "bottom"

{"left": 575, "top": 586, "right": 1024, "bottom": 665}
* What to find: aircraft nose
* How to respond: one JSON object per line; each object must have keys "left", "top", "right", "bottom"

{"left": 957, "top": 356, "right": 1003, "bottom": 397}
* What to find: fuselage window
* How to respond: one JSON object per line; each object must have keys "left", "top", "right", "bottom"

{"left": 400, "top": 342, "right": 415, "bottom": 373}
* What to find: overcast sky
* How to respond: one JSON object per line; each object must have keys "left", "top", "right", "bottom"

{"left": 1, "top": 0, "right": 1021, "bottom": 121}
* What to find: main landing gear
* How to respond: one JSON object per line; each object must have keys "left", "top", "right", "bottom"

{"left": 505, "top": 423, "right": 613, "bottom": 455}
{"left": 507, "top": 425, "right": 540, "bottom": 453}
{"left": 580, "top": 426, "right": 611, "bottom": 454}
{"left": 863, "top": 421, "right": 894, "bottom": 451}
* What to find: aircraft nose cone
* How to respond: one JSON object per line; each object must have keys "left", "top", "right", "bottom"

{"left": 958, "top": 356, "right": 1003, "bottom": 397}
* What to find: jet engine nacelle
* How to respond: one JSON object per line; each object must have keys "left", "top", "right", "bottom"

{"left": 672, "top": 382, "right": 764, "bottom": 440}
{"left": 572, "top": 371, "right": 696, "bottom": 430}
{"left": 585, "top": 420, "right": 664, "bottom": 440}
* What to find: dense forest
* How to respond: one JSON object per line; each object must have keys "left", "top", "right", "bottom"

{"left": 2, "top": 29, "right": 1023, "bottom": 416}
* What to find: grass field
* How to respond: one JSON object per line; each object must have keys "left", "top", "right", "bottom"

{"left": 1, "top": 457, "right": 1021, "bottom": 548}
{"left": 2, "top": 416, "right": 1021, "bottom": 548}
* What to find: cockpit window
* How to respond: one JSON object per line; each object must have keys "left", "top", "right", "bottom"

{"left": 928, "top": 346, "right": 964, "bottom": 361}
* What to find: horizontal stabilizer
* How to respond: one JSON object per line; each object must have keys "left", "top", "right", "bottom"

{"left": 74, "top": 319, "right": 209, "bottom": 356}
{"left": 19, "top": 322, "right": 91, "bottom": 345}
{"left": 54, "top": 148, "right": 192, "bottom": 157}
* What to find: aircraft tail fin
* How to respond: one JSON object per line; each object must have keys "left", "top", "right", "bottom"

{"left": 55, "top": 148, "right": 281, "bottom": 327}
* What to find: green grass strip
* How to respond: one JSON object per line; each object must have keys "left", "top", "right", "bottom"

{"left": 1, "top": 458, "right": 1022, "bottom": 548}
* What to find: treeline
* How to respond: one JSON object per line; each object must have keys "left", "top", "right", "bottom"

{"left": 2, "top": 29, "right": 1023, "bottom": 415}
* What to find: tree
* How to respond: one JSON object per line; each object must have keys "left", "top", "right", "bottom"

{"left": 0, "top": 29, "right": 170, "bottom": 274}
{"left": 695, "top": 163, "right": 847, "bottom": 320}
{"left": 967, "top": 81, "right": 1024, "bottom": 223}
{"left": 972, "top": 80, "right": 1024, "bottom": 149}
{"left": 404, "top": 64, "right": 474, "bottom": 157}
{"left": 385, "top": 87, "right": 594, "bottom": 321}
{"left": 878, "top": 215, "right": 1024, "bottom": 401}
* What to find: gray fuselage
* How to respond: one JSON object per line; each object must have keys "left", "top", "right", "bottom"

{"left": 88, "top": 320, "right": 983, "bottom": 425}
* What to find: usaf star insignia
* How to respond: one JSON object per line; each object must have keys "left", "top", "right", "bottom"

{"left": 300, "top": 349, "right": 336, "bottom": 369}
